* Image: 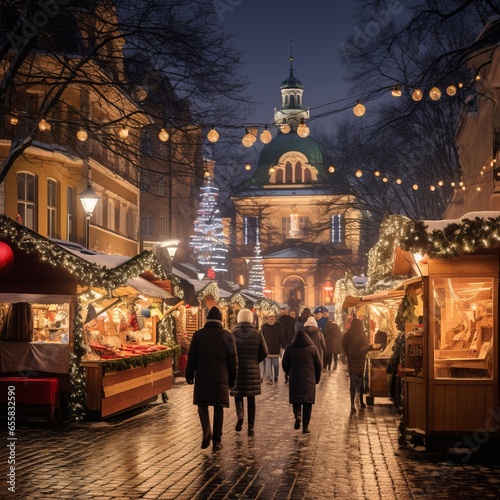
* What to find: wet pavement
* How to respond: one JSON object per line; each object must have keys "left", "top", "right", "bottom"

{"left": 1, "top": 363, "right": 500, "bottom": 499}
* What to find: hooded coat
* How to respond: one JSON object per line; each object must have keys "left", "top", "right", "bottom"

{"left": 185, "top": 320, "right": 238, "bottom": 407}
{"left": 282, "top": 329, "right": 322, "bottom": 404}
{"left": 323, "top": 321, "right": 343, "bottom": 355}
{"left": 341, "top": 318, "right": 373, "bottom": 378}
{"left": 305, "top": 326, "right": 327, "bottom": 366}
{"left": 230, "top": 321, "right": 268, "bottom": 397}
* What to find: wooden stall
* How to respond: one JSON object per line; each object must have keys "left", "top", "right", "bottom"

{"left": 0, "top": 216, "right": 178, "bottom": 421}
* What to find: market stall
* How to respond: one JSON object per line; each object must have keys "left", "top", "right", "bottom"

{"left": 358, "top": 212, "right": 500, "bottom": 448}
{"left": 0, "top": 216, "right": 180, "bottom": 421}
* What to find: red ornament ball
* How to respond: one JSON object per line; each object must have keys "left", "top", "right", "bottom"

{"left": 0, "top": 242, "right": 14, "bottom": 274}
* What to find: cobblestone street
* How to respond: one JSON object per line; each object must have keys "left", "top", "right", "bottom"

{"left": 2, "top": 364, "right": 500, "bottom": 499}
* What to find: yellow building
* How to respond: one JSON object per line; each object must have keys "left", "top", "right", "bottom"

{"left": 446, "top": 17, "right": 500, "bottom": 218}
{"left": 231, "top": 62, "right": 363, "bottom": 310}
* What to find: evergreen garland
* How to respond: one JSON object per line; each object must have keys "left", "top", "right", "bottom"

{"left": 100, "top": 347, "right": 180, "bottom": 373}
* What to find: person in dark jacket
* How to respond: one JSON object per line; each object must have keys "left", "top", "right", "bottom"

{"left": 323, "top": 320, "right": 343, "bottom": 370}
{"left": 341, "top": 317, "right": 381, "bottom": 412}
{"left": 282, "top": 329, "right": 322, "bottom": 433}
{"left": 303, "top": 316, "right": 327, "bottom": 368}
{"left": 293, "top": 307, "right": 312, "bottom": 334}
{"left": 278, "top": 306, "right": 295, "bottom": 347}
{"left": 230, "top": 309, "right": 268, "bottom": 436}
{"left": 185, "top": 306, "right": 238, "bottom": 451}
{"left": 260, "top": 313, "right": 283, "bottom": 383}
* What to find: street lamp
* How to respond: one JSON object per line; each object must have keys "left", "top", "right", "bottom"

{"left": 160, "top": 240, "right": 178, "bottom": 271}
{"left": 197, "top": 271, "right": 205, "bottom": 281}
{"left": 79, "top": 180, "right": 99, "bottom": 249}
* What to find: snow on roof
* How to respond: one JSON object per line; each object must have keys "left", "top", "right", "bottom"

{"left": 424, "top": 211, "right": 500, "bottom": 231}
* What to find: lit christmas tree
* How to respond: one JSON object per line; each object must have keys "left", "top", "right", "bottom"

{"left": 247, "top": 228, "right": 265, "bottom": 296}
{"left": 190, "top": 175, "right": 228, "bottom": 274}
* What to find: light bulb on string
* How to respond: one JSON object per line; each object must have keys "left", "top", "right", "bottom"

{"left": 9, "top": 116, "right": 19, "bottom": 125}
{"left": 446, "top": 85, "right": 457, "bottom": 96}
{"left": 411, "top": 89, "right": 423, "bottom": 101}
{"left": 118, "top": 126, "right": 129, "bottom": 139}
{"left": 382, "top": 176, "right": 388, "bottom": 183}
{"left": 353, "top": 101, "right": 366, "bottom": 117}
{"left": 260, "top": 127, "right": 272, "bottom": 144}
{"left": 355, "top": 169, "right": 363, "bottom": 178}
{"left": 38, "top": 118, "right": 51, "bottom": 131}
{"left": 280, "top": 122, "right": 291, "bottom": 134}
{"left": 438, "top": 180, "right": 444, "bottom": 186}
{"left": 328, "top": 166, "right": 335, "bottom": 173}
{"left": 269, "top": 165, "right": 276, "bottom": 174}
{"left": 412, "top": 184, "right": 419, "bottom": 191}
{"left": 158, "top": 128, "right": 169, "bottom": 142}
{"left": 245, "top": 163, "right": 252, "bottom": 171}
{"left": 391, "top": 85, "right": 402, "bottom": 97}
{"left": 374, "top": 170, "right": 380, "bottom": 177}
{"left": 207, "top": 127, "right": 219, "bottom": 143}
{"left": 429, "top": 87, "right": 442, "bottom": 100}
{"left": 76, "top": 128, "right": 88, "bottom": 141}
{"left": 297, "top": 119, "right": 310, "bottom": 138}
{"left": 396, "top": 178, "right": 402, "bottom": 185}
{"left": 242, "top": 129, "right": 257, "bottom": 147}
{"left": 430, "top": 185, "right": 436, "bottom": 191}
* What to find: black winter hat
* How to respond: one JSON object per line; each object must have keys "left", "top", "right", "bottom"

{"left": 207, "top": 306, "right": 223, "bottom": 322}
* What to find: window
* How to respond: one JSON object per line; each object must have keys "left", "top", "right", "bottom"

{"left": 285, "top": 162, "right": 293, "bottom": 183}
{"left": 160, "top": 215, "right": 166, "bottom": 235}
{"left": 158, "top": 178, "right": 166, "bottom": 196}
{"left": 47, "top": 179, "right": 57, "bottom": 238}
{"left": 432, "top": 277, "right": 493, "bottom": 379}
{"left": 67, "top": 186, "right": 76, "bottom": 242}
{"left": 243, "top": 216, "right": 258, "bottom": 245}
{"left": 141, "top": 216, "right": 153, "bottom": 235}
{"left": 331, "top": 214, "right": 343, "bottom": 243}
{"left": 114, "top": 202, "right": 120, "bottom": 234}
{"left": 17, "top": 173, "right": 37, "bottom": 230}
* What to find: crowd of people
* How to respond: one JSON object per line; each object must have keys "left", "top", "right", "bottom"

{"left": 185, "top": 304, "right": 381, "bottom": 451}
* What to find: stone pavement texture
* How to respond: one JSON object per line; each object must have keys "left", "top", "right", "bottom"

{"left": 2, "top": 363, "right": 500, "bottom": 499}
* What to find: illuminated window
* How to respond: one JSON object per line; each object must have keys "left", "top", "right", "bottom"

{"left": 243, "top": 216, "right": 258, "bottom": 245}
{"left": 47, "top": 179, "right": 57, "bottom": 238}
{"left": 17, "top": 172, "right": 37, "bottom": 230}
{"left": 331, "top": 214, "right": 343, "bottom": 243}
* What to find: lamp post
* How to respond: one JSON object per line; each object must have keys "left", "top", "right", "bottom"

{"left": 160, "top": 241, "right": 178, "bottom": 272}
{"left": 79, "top": 180, "right": 99, "bottom": 249}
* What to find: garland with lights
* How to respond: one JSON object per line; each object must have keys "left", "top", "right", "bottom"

{"left": 197, "top": 281, "right": 220, "bottom": 302}
{"left": 100, "top": 347, "right": 179, "bottom": 374}
{"left": 399, "top": 215, "right": 500, "bottom": 260}
{"left": 247, "top": 243, "right": 265, "bottom": 297}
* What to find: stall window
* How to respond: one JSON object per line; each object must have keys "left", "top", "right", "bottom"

{"left": 432, "top": 277, "right": 494, "bottom": 379}
{"left": 17, "top": 172, "right": 37, "bottom": 230}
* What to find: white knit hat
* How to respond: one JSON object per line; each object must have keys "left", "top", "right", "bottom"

{"left": 237, "top": 309, "right": 254, "bottom": 324}
{"left": 304, "top": 317, "right": 318, "bottom": 328}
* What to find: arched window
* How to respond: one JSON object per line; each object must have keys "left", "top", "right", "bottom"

{"left": 285, "top": 162, "right": 293, "bottom": 183}
{"left": 276, "top": 168, "right": 284, "bottom": 183}
{"left": 17, "top": 172, "right": 37, "bottom": 230}
{"left": 304, "top": 167, "right": 312, "bottom": 183}
{"left": 295, "top": 162, "right": 302, "bottom": 183}
{"left": 289, "top": 94, "right": 295, "bottom": 107}
{"left": 297, "top": 95, "right": 301, "bottom": 106}
{"left": 285, "top": 95, "right": 288, "bottom": 105}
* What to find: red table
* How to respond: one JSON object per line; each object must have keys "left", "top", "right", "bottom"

{"left": 0, "top": 377, "right": 59, "bottom": 424}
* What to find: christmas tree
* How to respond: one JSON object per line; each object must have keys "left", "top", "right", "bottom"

{"left": 247, "top": 238, "right": 265, "bottom": 297}
{"left": 190, "top": 175, "right": 228, "bottom": 273}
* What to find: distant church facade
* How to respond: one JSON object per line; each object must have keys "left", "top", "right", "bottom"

{"left": 231, "top": 59, "right": 364, "bottom": 311}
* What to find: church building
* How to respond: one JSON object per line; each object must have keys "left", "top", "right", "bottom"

{"left": 231, "top": 58, "right": 364, "bottom": 311}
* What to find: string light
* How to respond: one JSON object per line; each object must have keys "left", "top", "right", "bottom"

{"left": 38, "top": 118, "right": 51, "bottom": 131}
{"left": 245, "top": 163, "right": 252, "bottom": 171}
{"left": 259, "top": 127, "right": 272, "bottom": 144}
{"left": 429, "top": 87, "right": 442, "bottom": 100}
{"left": 412, "top": 184, "right": 418, "bottom": 190}
{"left": 297, "top": 119, "right": 310, "bottom": 138}
{"left": 118, "top": 126, "right": 129, "bottom": 139}
{"left": 207, "top": 127, "right": 219, "bottom": 143}
{"left": 158, "top": 128, "right": 169, "bottom": 142}
{"left": 374, "top": 170, "right": 380, "bottom": 177}
{"left": 446, "top": 85, "right": 457, "bottom": 96}
{"left": 353, "top": 101, "right": 366, "bottom": 117}
{"left": 355, "top": 169, "right": 363, "bottom": 178}
{"left": 242, "top": 128, "right": 257, "bottom": 147}
{"left": 9, "top": 116, "right": 19, "bottom": 125}
{"left": 328, "top": 165, "right": 335, "bottom": 173}
{"left": 411, "top": 89, "right": 423, "bottom": 101}
{"left": 391, "top": 85, "right": 402, "bottom": 97}
{"left": 280, "top": 123, "right": 291, "bottom": 134}
{"left": 76, "top": 128, "right": 88, "bottom": 141}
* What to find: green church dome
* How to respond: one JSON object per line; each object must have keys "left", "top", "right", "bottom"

{"left": 280, "top": 70, "right": 303, "bottom": 89}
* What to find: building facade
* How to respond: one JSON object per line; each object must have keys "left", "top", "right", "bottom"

{"left": 231, "top": 61, "right": 364, "bottom": 310}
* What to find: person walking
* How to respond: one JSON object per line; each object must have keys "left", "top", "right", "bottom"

{"left": 292, "top": 307, "right": 312, "bottom": 335}
{"left": 323, "top": 319, "right": 343, "bottom": 370}
{"left": 260, "top": 312, "right": 283, "bottom": 384}
{"left": 230, "top": 308, "right": 268, "bottom": 436}
{"left": 282, "top": 328, "right": 322, "bottom": 433}
{"left": 303, "top": 316, "right": 327, "bottom": 368}
{"left": 185, "top": 306, "right": 238, "bottom": 451}
{"left": 341, "top": 317, "right": 381, "bottom": 412}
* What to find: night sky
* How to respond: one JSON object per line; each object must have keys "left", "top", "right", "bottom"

{"left": 221, "top": 2, "right": 359, "bottom": 130}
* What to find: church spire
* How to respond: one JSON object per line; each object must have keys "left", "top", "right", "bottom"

{"left": 274, "top": 40, "right": 310, "bottom": 130}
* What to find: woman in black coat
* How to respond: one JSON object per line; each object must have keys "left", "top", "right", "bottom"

{"left": 342, "top": 317, "right": 380, "bottom": 412}
{"left": 230, "top": 308, "right": 268, "bottom": 436}
{"left": 186, "top": 306, "right": 238, "bottom": 451}
{"left": 282, "top": 329, "right": 322, "bottom": 433}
